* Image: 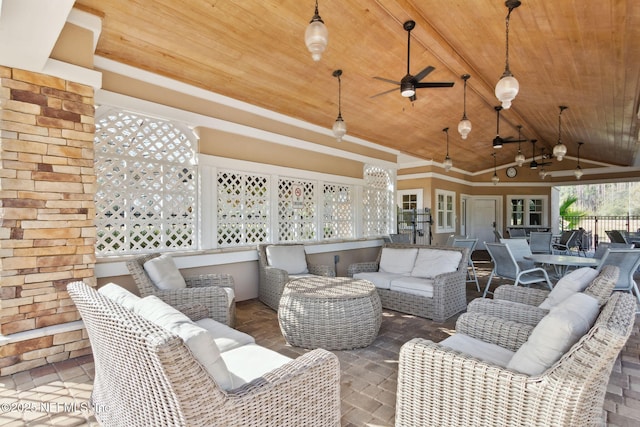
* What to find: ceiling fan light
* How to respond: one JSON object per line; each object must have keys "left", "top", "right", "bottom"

{"left": 491, "top": 173, "right": 500, "bottom": 185}
{"left": 495, "top": 73, "right": 519, "bottom": 109}
{"left": 574, "top": 165, "right": 583, "bottom": 179}
{"left": 332, "top": 115, "right": 346, "bottom": 142}
{"left": 553, "top": 142, "right": 567, "bottom": 161}
{"left": 515, "top": 151, "right": 525, "bottom": 167}
{"left": 400, "top": 80, "right": 415, "bottom": 97}
{"left": 443, "top": 155, "right": 453, "bottom": 171}
{"left": 493, "top": 140, "right": 503, "bottom": 149}
{"left": 458, "top": 118, "right": 472, "bottom": 140}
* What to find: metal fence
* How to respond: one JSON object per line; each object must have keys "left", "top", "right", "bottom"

{"left": 395, "top": 209, "right": 432, "bottom": 245}
{"left": 560, "top": 215, "right": 640, "bottom": 249}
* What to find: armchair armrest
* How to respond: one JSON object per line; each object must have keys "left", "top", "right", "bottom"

{"left": 154, "top": 286, "right": 233, "bottom": 326}
{"left": 308, "top": 263, "right": 336, "bottom": 277}
{"left": 467, "top": 298, "right": 548, "bottom": 326}
{"left": 493, "top": 285, "right": 549, "bottom": 306}
{"left": 176, "top": 303, "right": 210, "bottom": 321}
{"left": 184, "top": 273, "right": 235, "bottom": 289}
{"left": 346, "top": 262, "right": 379, "bottom": 277}
{"left": 455, "top": 312, "right": 534, "bottom": 352}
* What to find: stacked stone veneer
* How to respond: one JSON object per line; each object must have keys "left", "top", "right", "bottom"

{"left": 0, "top": 66, "right": 96, "bottom": 375}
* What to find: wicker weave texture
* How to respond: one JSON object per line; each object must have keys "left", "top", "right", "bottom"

{"left": 68, "top": 281, "right": 341, "bottom": 427}
{"left": 278, "top": 277, "right": 382, "bottom": 350}
{"left": 256, "top": 244, "right": 336, "bottom": 311}
{"left": 395, "top": 292, "right": 637, "bottom": 427}
{"left": 126, "top": 253, "right": 236, "bottom": 326}
{"left": 347, "top": 243, "right": 468, "bottom": 322}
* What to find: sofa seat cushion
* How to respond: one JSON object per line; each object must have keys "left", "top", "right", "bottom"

{"left": 389, "top": 277, "right": 435, "bottom": 298}
{"left": 135, "top": 296, "right": 233, "bottom": 390}
{"left": 266, "top": 245, "right": 309, "bottom": 274}
{"left": 221, "top": 343, "right": 292, "bottom": 389}
{"left": 195, "top": 318, "right": 255, "bottom": 353}
{"left": 508, "top": 292, "right": 600, "bottom": 375}
{"left": 538, "top": 267, "right": 598, "bottom": 310}
{"left": 143, "top": 254, "right": 187, "bottom": 290}
{"left": 440, "top": 334, "right": 514, "bottom": 368}
{"left": 411, "top": 248, "right": 462, "bottom": 278}
{"left": 352, "top": 272, "right": 401, "bottom": 290}
{"left": 98, "top": 283, "right": 140, "bottom": 310}
{"left": 379, "top": 248, "right": 418, "bottom": 275}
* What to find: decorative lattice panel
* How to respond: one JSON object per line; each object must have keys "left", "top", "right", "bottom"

{"left": 362, "top": 165, "right": 394, "bottom": 236}
{"left": 94, "top": 110, "right": 197, "bottom": 255}
{"left": 278, "top": 178, "right": 316, "bottom": 241}
{"left": 322, "top": 183, "right": 354, "bottom": 239}
{"left": 217, "top": 171, "right": 269, "bottom": 247}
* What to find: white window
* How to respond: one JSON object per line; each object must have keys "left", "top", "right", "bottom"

{"left": 507, "top": 195, "right": 548, "bottom": 227}
{"left": 94, "top": 109, "right": 198, "bottom": 255}
{"left": 435, "top": 190, "right": 455, "bottom": 233}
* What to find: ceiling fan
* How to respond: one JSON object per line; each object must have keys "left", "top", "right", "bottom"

{"left": 492, "top": 106, "right": 528, "bottom": 148}
{"left": 529, "top": 140, "right": 552, "bottom": 169}
{"left": 371, "top": 20, "right": 454, "bottom": 102}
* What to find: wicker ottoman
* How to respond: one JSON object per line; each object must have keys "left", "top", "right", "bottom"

{"left": 278, "top": 276, "right": 382, "bottom": 350}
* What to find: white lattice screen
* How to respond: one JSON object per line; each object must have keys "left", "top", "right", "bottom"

{"left": 217, "top": 170, "right": 269, "bottom": 246}
{"left": 362, "top": 165, "right": 394, "bottom": 236}
{"left": 322, "top": 183, "right": 354, "bottom": 239}
{"left": 278, "top": 178, "right": 317, "bottom": 241}
{"left": 94, "top": 110, "right": 197, "bottom": 255}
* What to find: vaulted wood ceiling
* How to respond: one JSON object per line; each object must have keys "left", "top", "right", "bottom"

{"left": 75, "top": 0, "right": 640, "bottom": 173}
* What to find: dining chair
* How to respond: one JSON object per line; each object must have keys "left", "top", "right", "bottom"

{"left": 493, "top": 230, "right": 503, "bottom": 242}
{"left": 596, "top": 248, "right": 640, "bottom": 304}
{"left": 499, "top": 238, "right": 535, "bottom": 270}
{"left": 452, "top": 238, "right": 480, "bottom": 291}
{"left": 528, "top": 231, "right": 553, "bottom": 254}
{"left": 551, "top": 230, "right": 577, "bottom": 255}
{"left": 593, "top": 242, "right": 634, "bottom": 259}
{"left": 606, "top": 230, "right": 628, "bottom": 244}
{"left": 483, "top": 242, "right": 553, "bottom": 298}
{"left": 508, "top": 228, "right": 527, "bottom": 238}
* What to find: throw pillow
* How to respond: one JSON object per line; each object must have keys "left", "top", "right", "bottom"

{"left": 507, "top": 292, "right": 600, "bottom": 375}
{"left": 135, "top": 296, "right": 233, "bottom": 390}
{"left": 142, "top": 254, "right": 187, "bottom": 290}
{"left": 379, "top": 248, "right": 419, "bottom": 275}
{"left": 265, "top": 245, "right": 309, "bottom": 274}
{"left": 538, "top": 267, "right": 598, "bottom": 309}
{"left": 410, "top": 248, "right": 462, "bottom": 278}
{"left": 97, "top": 283, "right": 140, "bottom": 310}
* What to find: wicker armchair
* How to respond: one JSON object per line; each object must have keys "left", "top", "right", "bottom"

{"left": 395, "top": 292, "right": 637, "bottom": 426}
{"left": 257, "top": 244, "right": 335, "bottom": 311}
{"left": 126, "top": 253, "right": 236, "bottom": 326}
{"left": 468, "top": 265, "right": 619, "bottom": 326}
{"left": 67, "top": 281, "right": 341, "bottom": 427}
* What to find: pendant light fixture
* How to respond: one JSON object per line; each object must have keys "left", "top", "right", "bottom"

{"left": 491, "top": 152, "right": 500, "bottom": 185}
{"left": 553, "top": 105, "right": 568, "bottom": 161}
{"left": 305, "top": 0, "right": 328, "bottom": 62}
{"left": 574, "top": 141, "right": 584, "bottom": 179}
{"left": 457, "top": 74, "right": 472, "bottom": 139}
{"left": 443, "top": 127, "right": 453, "bottom": 171}
{"left": 514, "top": 124, "right": 526, "bottom": 166}
{"left": 332, "top": 69, "right": 347, "bottom": 142}
{"left": 495, "top": 0, "right": 521, "bottom": 109}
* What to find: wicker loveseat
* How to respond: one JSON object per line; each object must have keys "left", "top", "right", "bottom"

{"left": 68, "top": 281, "right": 341, "bottom": 427}
{"left": 395, "top": 292, "right": 636, "bottom": 426}
{"left": 347, "top": 243, "right": 468, "bottom": 322}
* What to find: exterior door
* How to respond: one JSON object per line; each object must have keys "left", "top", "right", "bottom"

{"left": 470, "top": 198, "right": 499, "bottom": 249}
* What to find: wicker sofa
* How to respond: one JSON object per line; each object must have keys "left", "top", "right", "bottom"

{"left": 395, "top": 292, "right": 636, "bottom": 426}
{"left": 347, "top": 243, "right": 468, "bottom": 322}
{"left": 68, "top": 281, "right": 341, "bottom": 426}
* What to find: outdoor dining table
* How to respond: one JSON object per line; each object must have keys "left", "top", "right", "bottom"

{"left": 524, "top": 254, "right": 599, "bottom": 278}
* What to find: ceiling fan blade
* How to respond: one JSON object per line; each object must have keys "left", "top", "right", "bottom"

{"left": 414, "top": 82, "right": 454, "bottom": 88}
{"left": 373, "top": 76, "right": 401, "bottom": 85}
{"left": 501, "top": 137, "right": 529, "bottom": 144}
{"left": 413, "top": 65, "right": 435, "bottom": 82}
{"left": 370, "top": 87, "right": 398, "bottom": 98}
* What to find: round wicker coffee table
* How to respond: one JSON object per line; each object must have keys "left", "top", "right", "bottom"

{"left": 278, "top": 276, "right": 382, "bottom": 350}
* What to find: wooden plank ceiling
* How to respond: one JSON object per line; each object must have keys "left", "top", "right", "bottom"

{"left": 75, "top": 0, "right": 640, "bottom": 173}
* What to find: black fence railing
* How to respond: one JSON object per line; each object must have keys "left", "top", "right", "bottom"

{"left": 396, "top": 209, "right": 432, "bottom": 245}
{"left": 560, "top": 215, "right": 640, "bottom": 249}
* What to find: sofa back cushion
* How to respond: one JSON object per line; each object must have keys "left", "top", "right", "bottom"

{"left": 379, "top": 248, "right": 418, "bottom": 275}
{"left": 538, "top": 267, "right": 598, "bottom": 310}
{"left": 266, "top": 245, "right": 309, "bottom": 274}
{"left": 98, "top": 283, "right": 140, "bottom": 310}
{"left": 410, "top": 248, "right": 462, "bottom": 278}
{"left": 135, "top": 296, "right": 233, "bottom": 390}
{"left": 507, "top": 292, "right": 600, "bottom": 375}
{"left": 143, "top": 254, "right": 187, "bottom": 290}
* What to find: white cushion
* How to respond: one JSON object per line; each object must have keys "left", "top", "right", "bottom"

{"left": 134, "top": 296, "right": 233, "bottom": 390}
{"left": 507, "top": 292, "right": 600, "bottom": 375}
{"left": 411, "top": 248, "right": 462, "bottom": 278}
{"left": 222, "top": 287, "right": 235, "bottom": 308}
{"left": 221, "top": 343, "right": 292, "bottom": 389}
{"left": 143, "top": 254, "right": 187, "bottom": 290}
{"left": 389, "top": 277, "right": 435, "bottom": 298}
{"left": 195, "top": 318, "right": 255, "bottom": 353}
{"left": 352, "top": 271, "right": 402, "bottom": 290}
{"left": 98, "top": 283, "right": 140, "bottom": 310}
{"left": 440, "top": 334, "right": 514, "bottom": 368}
{"left": 265, "top": 245, "right": 309, "bottom": 274}
{"left": 538, "top": 267, "right": 598, "bottom": 310}
{"left": 379, "top": 248, "right": 418, "bottom": 275}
